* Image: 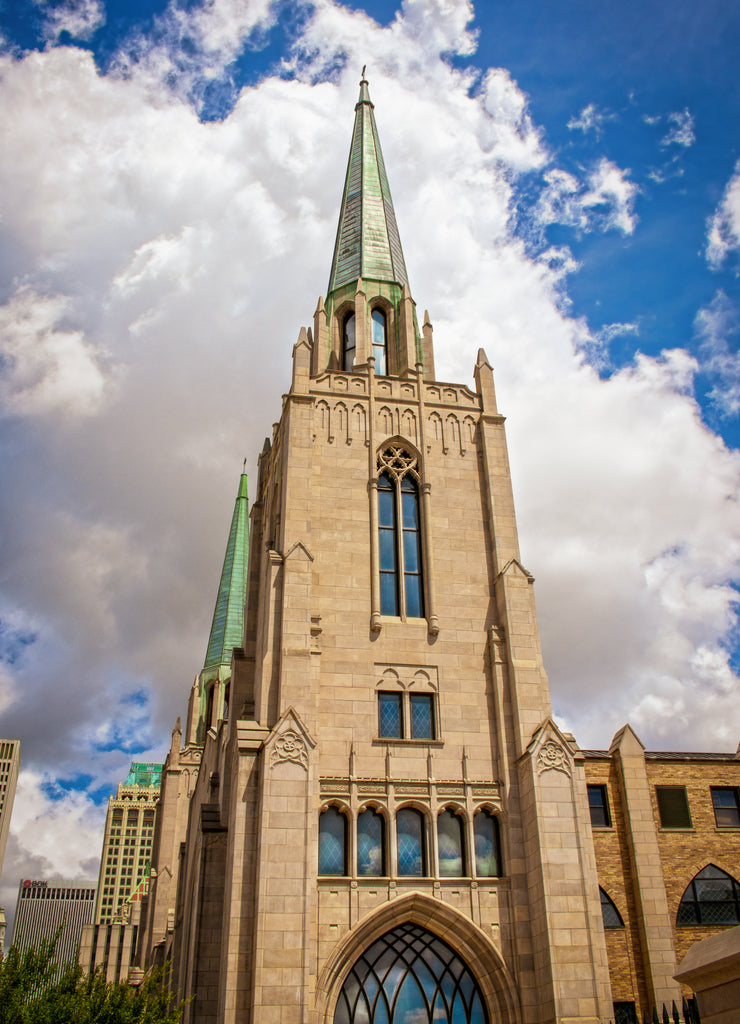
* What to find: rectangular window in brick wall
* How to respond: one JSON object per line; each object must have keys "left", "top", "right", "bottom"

{"left": 711, "top": 787, "right": 740, "bottom": 828}
{"left": 656, "top": 785, "right": 692, "bottom": 829}
{"left": 587, "top": 784, "right": 611, "bottom": 828}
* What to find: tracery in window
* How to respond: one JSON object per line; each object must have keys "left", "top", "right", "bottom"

{"left": 319, "top": 807, "right": 347, "bottom": 876}
{"left": 333, "top": 922, "right": 488, "bottom": 1024}
{"left": 397, "top": 808, "right": 426, "bottom": 876}
{"left": 677, "top": 864, "right": 740, "bottom": 926}
{"left": 372, "top": 308, "right": 387, "bottom": 375}
{"left": 473, "top": 811, "right": 501, "bottom": 878}
{"left": 437, "top": 809, "right": 465, "bottom": 877}
{"left": 357, "top": 808, "right": 385, "bottom": 876}
{"left": 377, "top": 446, "right": 424, "bottom": 619}
{"left": 343, "top": 313, "right": 356, "bottom": 370}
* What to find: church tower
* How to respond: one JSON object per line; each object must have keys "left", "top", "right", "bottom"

{"left": 139, "top": 75, "right": 614, "bottom": 1024}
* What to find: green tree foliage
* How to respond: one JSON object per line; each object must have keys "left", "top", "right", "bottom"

{"left": 0, "top": 938, "right": 183, "bottom": 1024}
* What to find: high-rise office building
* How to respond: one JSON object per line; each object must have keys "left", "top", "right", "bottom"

{"left": 94, "top": 761, "right": 161, "bottom": 924}
{"left": 0, "top": 739, "right": 20, "bottom": 878}
{"left": 12, "top": 878, "right": 96, "bottom": 975}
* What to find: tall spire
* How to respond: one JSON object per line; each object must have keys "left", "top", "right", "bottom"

{"left": 203, "top": 471, "right": 249, "bottom": 672}
{"left": 327, "top": 71, "right": 409, "bottom": 297}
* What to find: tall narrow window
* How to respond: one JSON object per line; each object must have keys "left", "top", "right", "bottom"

{"left": 371, "top": 308, "right": 387, "bottom": 374}
{"left": 410, "top": 694, "right": 434, "bottom": 739}
{"left": 319, "top": 807, "right": 347, "bottom": 876}
{"left": 587, "top": 784, "right": 611, "bottom": 828}
{"left": 343, "top": 313, "right": 356, "bottom": 370}
{"left": 357, "top": 809, "right": 385, "bottom": 876}
{"left": 397, "top": 808, "right": 426, "bottom": 876}
{"left": 378, "top": 692, "right": 403, "bottom": 738}
{"left": 377, "top": 446, "right": 425, "bottom": 619}
{"left": 473, "top": 811, "right": 501, "bottom": 877}
{"left": 437, "top": 809, "right": 465, "bottom": 877}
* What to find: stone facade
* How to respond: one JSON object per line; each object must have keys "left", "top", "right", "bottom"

{"left": 134, "top": 78, "right": 740, "bottom": 1024}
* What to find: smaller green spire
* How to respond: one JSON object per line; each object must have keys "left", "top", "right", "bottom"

{"left": 203, "top": 471, "right": 250, "bottom": 672}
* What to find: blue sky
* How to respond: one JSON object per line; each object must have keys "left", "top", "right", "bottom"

{"left": 0, "top": 0, "right": 739, "bottom": 910}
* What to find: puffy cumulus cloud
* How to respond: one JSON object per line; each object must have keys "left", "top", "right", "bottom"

{"left": 36, "top": 0, "right": 105, "bottom": 43}
{"left": 695, "top": 290, "right": 740, "bottom": 417}
{"left": 536, "top": 158, "right": 638, "bottom": 236}
{"left": 0, "top": 289, "right": 109, "bottom": 416}
{"left": 706, "top": 160, "right": 740, "bottom": 268}
{"left": 0, "top": 0, "right": 739, "bottom": 891}
{"left": 0, "top": 771, "right": 106, "bottom": 931}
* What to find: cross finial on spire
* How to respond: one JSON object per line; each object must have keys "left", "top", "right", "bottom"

{"left": 361, "top": 65, "right": 367, "bottom": 81}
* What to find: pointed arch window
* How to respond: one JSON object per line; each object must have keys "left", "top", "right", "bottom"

{"left": 599, "top": 888, "right": 625, "bottom": 928}
{"left": 397, "top": 808, "right": 426, "bottom": 876}
{"left": 437, "top": 809, "right": 465, "bottom": 877}
{"left": 473, "top": 811, "right": 502, "bottom": 878}
{"left": 371, "top": 308, "right": 387, "bottom": 375}
{"left": 377, "top": 446, "right": 424, "bottom": 619}
{"left": 343, "top": 313, "right": 356, "bottom": 370}
{"left": 319, "top": 807, "right": 348, "bottom": 876}
{"left": 357, "top": 808, "right": 385, "bottom": 876}
{"left": 677, "top": 865, "right": 740, "bottom": 926}
{"left": 333, "top": 922, "right": 488, "bottom": 1024}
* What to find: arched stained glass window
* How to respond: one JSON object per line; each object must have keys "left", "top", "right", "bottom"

{"left": 372, "top": 308, "right": 387, "bottom": 375}
{"left": 343, "top": 314, "right": 356, "bottom": 370}
{"left": 397, "top": 808, "right": 426, "bottom": 877}
{"left": 473, "top": 812, "right": 501, "bottom": 878}
{"left": 677, "top": 865, "right": 740, "bottom": 926}
{"left": 437, "top": 810, "right": 465, "bottom": 877}
{"left": 358, "top": 809, "right": 385, "bottom": 877}
{"left": 333, "top": 922, "right": 488, "bottom": 1024}
{"left": 319, "top": 807, "right": 347, "bottom": 876}
{"left": 377, "top": 447, "right": 424, "bottom": 620}
{"left": 599, "top": 888, "right": 624, "bottom": 928}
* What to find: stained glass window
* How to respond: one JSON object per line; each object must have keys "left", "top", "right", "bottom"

{"left": 677, "top": 865, "right": 740, "bottom": 926}
{"left": 473, "top": 812, "right": 501, "bottom": 878}
{"left": 437, "top": 810, "right": 465, "bottom": 877}
{"left": 372, "top": 309, "right": 387, "bottom": 375}
{"left": 397, "top": 808, "right": 425, "bottom": 876}
{"left": 333, "top": 922, "right": 488, "bottom": 1024}
{"left": 376, "top": 448, "right": 424, "bottom": 620}
{"left": 599, "top": 888, "right": 624, "bottom": 928}
{"left": 378, "top": 693, "right": 402, "bottom": 738}
{"left": 358, "top": 809, "right": 385, "bottom": 876}
{"left": 344, "top": 314, "right": 356, "bottom": 370}
{"left": 319, "top": 807, "right": 347, "bottom": 876}
{"left": 410, "top": 694, "right": 434, "bottom": 739}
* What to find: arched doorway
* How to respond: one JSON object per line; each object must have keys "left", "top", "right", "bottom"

{"left": 333, "top": 921, "right": 488, "bottom": 1023}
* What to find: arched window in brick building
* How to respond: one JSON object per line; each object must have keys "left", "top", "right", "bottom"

{"left": 677, "top": 864, "right": 740, "bottom": 926}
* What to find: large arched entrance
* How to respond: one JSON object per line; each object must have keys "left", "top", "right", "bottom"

{"left": 317, "top": 893, "right": 521, "bottom": 1024}
{"left": 333, "top": 920, "right": 487, "bottom": 1023}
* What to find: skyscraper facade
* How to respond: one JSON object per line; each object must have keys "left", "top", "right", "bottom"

{"left": 12, "top": 878, "right": 96, "bottom": 975}
{"left": 0, "top": 739, "right": 20, "bottom": 879}
{"left": 94, "top": 761, "right": 162, "bottom": 925}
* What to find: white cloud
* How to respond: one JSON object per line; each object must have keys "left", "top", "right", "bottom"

{"left": 36, "top": 0, "right": 105, "bottom": 42}
{"left": 660, "top": 107, "right": 695, "bottom": 148}
{"left": 536, "top": 158, "right": 638, "bottom": 236}
{"left": 567, "top": 103, "right": 613, "bottom": 137}
{"left": 706, "top": 160, "right": 740, "bottom": 268}
{"left": 0, "top": 0, "right": 739, "bottom": 895}
{"left": 0, "top": 289, "right": 109, "bottom": 416}
{"left": 695, "top": 290, "right": 740, "bottom": 416}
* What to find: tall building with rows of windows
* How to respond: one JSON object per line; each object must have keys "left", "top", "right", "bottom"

{"left": 0, "top": 739, "right": 20, "bottom": 880}
{"left": 12, "top": 879, "right": 96, "bottom": 979}
{"left": 135, "top": 78, "right": 740, "bottom": 1024}
{"left": 94, "top": 761, "right": 161, "bottom": 924}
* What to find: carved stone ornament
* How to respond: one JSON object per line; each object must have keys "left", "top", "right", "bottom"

{"left": 536, "top": 739, "right": 570, "bottom": 776}
{"left": 270, "top": 730, "right": 309, "bottom": 770}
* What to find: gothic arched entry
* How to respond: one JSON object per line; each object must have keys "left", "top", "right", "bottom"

{"left": 333, "top": 921, "right": 487, "bottom": 1023}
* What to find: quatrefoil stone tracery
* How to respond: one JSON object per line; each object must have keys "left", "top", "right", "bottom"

{"left": 378, "top": 445, "right": 418, "bottom": 480}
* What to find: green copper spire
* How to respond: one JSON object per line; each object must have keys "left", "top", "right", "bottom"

{"left": 327, "top": 72, "right": 409, "bottom": 296}
{"left": 203, "top": 472, "right": 249, "bottom": 671}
